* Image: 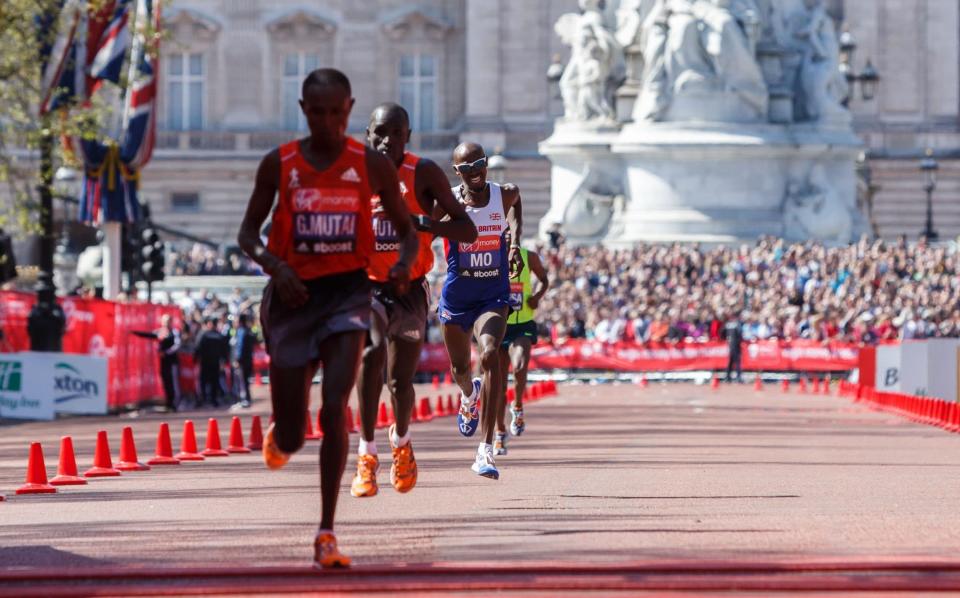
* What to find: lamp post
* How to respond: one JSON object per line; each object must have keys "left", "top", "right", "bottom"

{"left": 855, "top": 152, "right": 881, "bottom": 238}
{"left": 920, "top": 148, "right": 938, "bottom": 242}
{"left": 26, "top": 128, "right": 65, "bottom": 352}
{"left": 838, "top": 27, "right": 880, "bottom": 106}
{"left": 487, "top": 148, "right": 507, "bottom": 185}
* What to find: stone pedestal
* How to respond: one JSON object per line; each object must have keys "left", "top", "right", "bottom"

{"left": 539, "top": 122, "right": 866, "bottom": 246}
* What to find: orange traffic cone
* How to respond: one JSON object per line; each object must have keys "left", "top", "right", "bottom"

{"left": 781, "top": 379, "right": 790, "bottom": 392}
{"left": 432, "top": 375, "right": 439, "bottom": 389}
{"left": 115, "top": 426, "right": 150, "bottom": 471}
{"left": 418, "top": 397, "right": 433, "bottom": 422}
{"left": 446, "top": 394, "right": 455, "bottom": 416}
{"left": 202, "top": 418, "right": 230, "bottom": 457}
{"left": 247, "top": 415, "right": 264, "bottom": 450}
{"left": 812, "top": 378, "right": 821, "bottom": 393}
{"left": 754, "top": 375, "right": 763, "bottom": 391}
{"left": 85, "top": 430, "right": 122, "bottom": 477}
{"left": 822, "top": 378, "right": 831, "bottom": 395}
{"left": 305, "top": 409, "right": 322, "bottom": 440}
{"left": 254, "top": 370, "right": 263, "bottom": 387}
{"left": 147, "top": 423, "right": 180, "bottom": 466}
{"left": 442, "top": 371, "right": 450, "bottom": 386}
{"left": 377, "top": 402, "right": 390, "bottom": 428}
{"left": 176, "top": 420, "right": 205, "bottom": 461}
{"left": 506, "top": 387, "right": 516, "bottom": 403}
{"left": 227, "top": 417, "right": 252, "bottom": 453}
{"left": 639, "top": 374, "right": 649, "bottom": 388}
{"left": 435, "top": 395, "right": 446, "bottom": 417}
{"left": 50, "top": 436, "right": 87, "bottom": 485}
{"left": 711, "top": 375, "right": 720, "bottom": 390}
{"left": 799, "top": 377, "right": 808, "bottom": 393}
{"left": 16, "top": 443, "right": 57, "bottom": 495}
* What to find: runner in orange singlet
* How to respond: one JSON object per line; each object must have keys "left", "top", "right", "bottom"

{"left": 351, "top": 103, "right": 476, "bottom": 498}
{"left": 237, "top": 69, "right": 417, "bottom": 569}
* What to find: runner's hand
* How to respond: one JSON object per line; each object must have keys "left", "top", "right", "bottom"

{"left": 388, "top": 262, "right": 411, "bottom": 296}
{"left": 273, "top": 262, "right": 309, "bottom": 308}
{"left": 527, "top": 295, "right": 541, "bottom": 310}
{"left": 508, "top": 245, "right": 522, "bottom": 277}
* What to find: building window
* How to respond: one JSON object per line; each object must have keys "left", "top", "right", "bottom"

{"left": 166, "top": 53, "right": 205, "bottom": 131}
{"left": 398, "top": 54, "right": 437, "bottom": 132}
{"left": 170, "top": 192, "right": 200, "bottom": 213}
{"left": 282, "top": 53, "right": 320, "bottom": 130}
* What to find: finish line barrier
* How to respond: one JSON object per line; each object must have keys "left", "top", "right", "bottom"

{"left": 0, "top": 291, "right": 181, "bottom": 410}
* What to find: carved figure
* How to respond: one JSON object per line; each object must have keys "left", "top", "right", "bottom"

{"left": 555, "top": 0, "right": 625, "bottom": 122}
{"left": 561, "top": 167, "right": 624, "bottom": 239}
{"left": 633, "top": 0, "right": 768, "bottom": 122}
{"left": 785, "top": 0, "right": 849, "bottom": 123}
{"left": 783, "top": 164, "right": 853, "bottom": 243}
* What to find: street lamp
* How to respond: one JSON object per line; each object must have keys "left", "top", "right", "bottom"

{"left": 920, "top": 148, "right": 939, "bottom": 242}
{"left": 855, "top": 152, "right": 881, "bottom": 238}
{"left": 838, "top": 27, "right": 880, "bottom": 106}
{"left": 26, "top": 130, "right": 66, "bottom": 351}
{"left": 487, "top": 148, "right": 507, "bottom": 184}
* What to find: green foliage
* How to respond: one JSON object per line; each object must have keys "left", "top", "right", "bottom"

{"left": 0, "top": 0, "right": 114, "bottom": 236}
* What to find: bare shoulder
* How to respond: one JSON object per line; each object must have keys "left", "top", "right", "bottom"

{"left": 500, "top": 183, "right": 521, "bottom": 197}
{"left": 414, "top": 156, "right": 447, "bottom": 181}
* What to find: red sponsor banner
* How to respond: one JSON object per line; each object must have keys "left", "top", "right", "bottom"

{"left": 411, "top": 339, "right": 860, "bottom": 373}
{"left": 0, "top": 291, "right": 180, "bottom": 409}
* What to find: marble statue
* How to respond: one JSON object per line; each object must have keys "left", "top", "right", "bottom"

{"left": 782, "top": 164, "right": 853, "bottom": 243}
{"left": 784, "top": 0, "right": 850, "bottom": 123}
{"left": 633, "top": 0, "right": 769, "bottom": 122}
{"left": 555, "top": 0, "right": 625, "bottom": 122}
{"left": 561, "top": 167, "right": 625, "bottom": 239}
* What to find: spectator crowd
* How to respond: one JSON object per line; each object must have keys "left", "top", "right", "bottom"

{"left": 163, "top": 235, "right": 960, "bottom": 347}
{"left": 534, "top": 236, "right": 960, "bottom": 345}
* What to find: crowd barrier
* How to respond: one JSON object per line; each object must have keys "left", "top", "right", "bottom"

{"left": 414, "top": 339, "right": 860, "bottom": 374}
{"left": 0, "top": 291, "right": 181, "bottom": 410}
{"left": 838, "top": 381, "right": 960, "bottom": 434}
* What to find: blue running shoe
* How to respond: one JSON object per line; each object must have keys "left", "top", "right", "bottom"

{"left": 471, "top": 447, "right": 499, "bottom": 480}
{"left": 457, "top": 378, "right": 481, "bottom": 437}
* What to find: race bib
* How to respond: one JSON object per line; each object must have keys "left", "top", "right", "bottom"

{"left": 458, "top": 235, "right": 502, "bottom": 279}
{"left": 509, "top": 282, "right": 524, "bottom": 310}
{"left": 292, "top": 188, "right": 358, "bottom": 255}
{"left": 372, "top": 215, "right": 400, "bottom": 252}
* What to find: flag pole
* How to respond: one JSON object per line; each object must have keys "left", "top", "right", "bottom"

{"left": 27, "top": 120, "right": 66, "bottom": 351}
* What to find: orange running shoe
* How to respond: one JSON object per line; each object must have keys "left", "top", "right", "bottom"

{"left": 262, "top": 423, "right": 290, "bottom": 470}
{"left": 350, "top": 454, "right": 379, "bottom": 497}
{"left": 388, "top": 424, "right": 417, "bottom": 493}
{"left": 313, "top": 531, "right": 351, "bottom": 569}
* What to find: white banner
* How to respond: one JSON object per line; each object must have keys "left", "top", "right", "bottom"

{"left": 0, "top": 355, "right": 54, "bottom": 420}
{"left": 0, "top": 352, "right": 107, "bottom": 420}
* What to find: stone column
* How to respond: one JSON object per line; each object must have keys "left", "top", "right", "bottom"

{"left": 461, "top": 0, "right": 506, "bottom": 151}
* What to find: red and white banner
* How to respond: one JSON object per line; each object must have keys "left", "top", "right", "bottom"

{"left": 0, "top": 291, "right": 180, "bottom": 409}
{"left": 413, "top": 339, "right": 859, "bottom": 373}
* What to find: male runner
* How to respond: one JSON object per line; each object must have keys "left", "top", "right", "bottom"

{"left": 439, "top": 142, "right": 522, "bottom": 480}
{"left": 495, "top": 246, "right": 549, "bottom": 456}
{"left": 351, "top": 103, "right": 477, "bottom": 498}
{"left": 237, "top": 69, "right": 417, "bottom": 569}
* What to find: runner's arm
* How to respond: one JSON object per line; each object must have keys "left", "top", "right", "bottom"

{"left": 526, "top": 251, "right": 550, "bottom": 310}
{"left": 502, "top": 184, "right": 523, "bottom": 274}
{"left": 367, "top": 148, "right": 416, "bottom": 294}
{"left": 414, "top": 158, "right": 477, "bottom": 243}
{"left": 237, "top": 150, "right": 309, "bottom": 307}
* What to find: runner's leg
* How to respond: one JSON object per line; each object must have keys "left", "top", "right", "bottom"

{"left": 472, "top": 308, "right": 508, "bottom": 446}
{"left": 510, "top": 337, "right": 533, "bottom": 411}
{"left": 357, "top": 312, "right": 388, "bottom": 444}
{"left": 496, "top": 346, "right": 510, "bottom": 435}
{"left": 387, "top": 337, "right": 423, "bottom": 439}
{"left": 317, "top": 330, "right": 365, "bottom": 531}
{"left": 269, "top": 363, "right": 314, "bottom": 453}
{"left": 442, "top": 322, "right": 475, "bottom": 397}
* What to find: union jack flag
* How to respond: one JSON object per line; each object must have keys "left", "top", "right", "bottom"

{"left": 38, "top": 0, "right": 84, "bottom": 114}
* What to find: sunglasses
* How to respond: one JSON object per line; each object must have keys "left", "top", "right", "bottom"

{"left": 454, "top": 157, "right": 487, "bottom": 174}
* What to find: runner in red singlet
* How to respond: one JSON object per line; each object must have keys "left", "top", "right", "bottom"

{"left": 237, "top": 69, "right": 417, "bottom": 569}
{"left": 351, "top": 103, "right": 476, "bottom": 498}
